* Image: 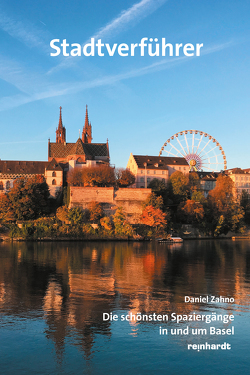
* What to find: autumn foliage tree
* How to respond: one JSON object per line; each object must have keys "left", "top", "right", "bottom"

{"left": 116, "top": 168, "right": 135, "bottom": 187}
{"left": 178, "top": 200, "right": 204, "bottom": 224}
{"left": 0, "top": 175, "right": 50, "bottom": 221}
{"left": 88, "top": 201, "right": 104, "bottom": 223}
{"left": 141, "top": 205, "right": 167, "bottom": 231}
{"left": 207, "top": 174, "right": 244, "bottom": 235}
{"left": 67, "top": 165, "right": 116, "bottom": 187}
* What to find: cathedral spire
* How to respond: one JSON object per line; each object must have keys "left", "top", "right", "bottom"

{"left": 82, "top": 105, "right": 92, "bottom": 144}
{"left": 84, "top": 105, "right": 89, "bottom": 128}
{"left": 56, "top": 106, "right": 66, "bottom": 143}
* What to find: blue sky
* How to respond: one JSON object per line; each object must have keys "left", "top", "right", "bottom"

{"left": 0, "top": 0, "right": 249, "bottom": 169}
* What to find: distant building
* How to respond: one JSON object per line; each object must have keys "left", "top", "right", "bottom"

{"left": 226, "top": 168, "right": 250, "bottom": 196}
{"left": 126, "top": 154, "right": 189, "bottom": 188}
{"left": 0, "top": 158, "right": 64, "bottom": 197}
{"left": 197, "top": 171, "right": 220, "bottom": 197}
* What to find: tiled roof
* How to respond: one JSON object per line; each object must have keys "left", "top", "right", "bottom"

{"left": 0, "top": 160, "right": 48, "bottom": 176}
{"left": 46, "top": 158, "right": 64, "bottom": 171}
{"left": 49, "top": 139, "right": 108, "bottom": 158}
{"left": 197, "top": 171, "right": 220, "bottom": 180}
{"left": 226, "top": 168, "right": 250, "bottom": 175}
{"left": 133, "top": 155, "right": 188, "bottom": 170}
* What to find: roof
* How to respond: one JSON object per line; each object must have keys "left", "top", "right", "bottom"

{"left": 0, "top": 160, "right": 48, "bottom": 176}
{"left": 46, "top": 158, "right": 64, "bottom": 171}
{"left": 226, "top": 168, "right": 250, "bottom": 175}
{"left": 132, "top": 155, "right": 188, "bottom": 170}
{"left": 49, "top": 139, "right": 109, "bottom": 159}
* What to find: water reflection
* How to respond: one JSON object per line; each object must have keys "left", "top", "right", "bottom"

{"left": 0, "top": 240, "right": 249, "bottom": 373}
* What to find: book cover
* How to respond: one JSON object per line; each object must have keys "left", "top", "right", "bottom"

{"left": 0, "top": 1, "right": 249, "bottom": 374}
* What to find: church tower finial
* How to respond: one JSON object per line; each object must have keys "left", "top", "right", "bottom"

{"left": 82, "top": 105, "right": 92, "bottom": 144}
{"left": 56, "top": 106, "right": 66, "bottom": 143}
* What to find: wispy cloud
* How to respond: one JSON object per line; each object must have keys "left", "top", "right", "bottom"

{"left": 92, "top": 0, "right": 168, "bottom": 40}
{"left": 0, "top": 6, "right": 49, "bottom": 52}
{"left": 0, "top": 40, "right": 234, "bottom": 112}
{"left": 47, "top": 0, "right": 168, "bottom": 75}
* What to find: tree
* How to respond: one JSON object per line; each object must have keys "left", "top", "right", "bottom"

{"left": 178, "top": 199, "right": 204, "bottom": 224}
{"left": 56, "top": 205, "right": 69, "bottom": 222}
{"left": 188, "top": 172, "right": 201, "bottom": 194}
{"left": 206, "top": 174, "right": 244, "bottom": 235}
{"left": 67, "top": 168, "right": 84, "bottom": 186}
{"left": 4, "top": 175, "right": 50, "bottom": 220}
{"left": 0, "top": 194, "right": 15, "bottom": 222}
{"left": 148, "top": 178, "right": 166, "bottom": 193}
{"left": 240, "top": 190, "right": 250, "bottom": 225}
{"left": 141, "top": 205, "right": 167, "bottom": 229}
{"left": 116, "top": 168, "right": 135, "bottom": 187}
{"left": 143, "top": 192, "right": 164, "bottom": 210}
{"left": 68, "top": 207, "right": 85, "bottom": 225}
{"left": 113, "top": 207, "right": 133, "bottom": 236}
{"left": 191, "top": 190, "right": 206, "bottom": 204}
{"left": 168, "top": 171, "right": 189, "bottom": 203}
{"left": 100, "top": 216, "right": 113, "bottom": 232}
{"left": 88, "top": 201, "right": 104, "bottom": 223}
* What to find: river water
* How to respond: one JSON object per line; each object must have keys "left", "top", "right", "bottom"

{"left": 0, "top": 239, "right": 249, "bottom": 375}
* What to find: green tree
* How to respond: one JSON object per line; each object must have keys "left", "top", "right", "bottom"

{"left": 148, "top": 178, "right": 166, "bottom": 193}
{"left": 143, "top": 192, "right": 164, "bottom": 210}
{"left": 113, "top": 207, "right": 133, "bottom": 236}
{"left": 68, "top": 207, "right": 85, "bottom": 225}
{"left": 168, "top": 171, "right": 189, "bottom": 203}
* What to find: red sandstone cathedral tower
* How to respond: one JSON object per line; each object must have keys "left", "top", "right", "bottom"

{"left": 56, "top": 106, "right": 66, "bottom": 143}
{"left": 49, "top": 106, "right": 110, "bottom": 164}
{"left": 82, "top": 105, "right": 92, "bottom": 144}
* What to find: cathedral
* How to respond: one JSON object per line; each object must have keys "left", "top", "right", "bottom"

{"left": 48, "top": 106, "right": 109, "bottom": 164}
{"left": 0, "top": 107, "right": 110, "bottom": 196}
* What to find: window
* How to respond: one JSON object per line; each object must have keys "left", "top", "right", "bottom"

{"left": 179, "top": 167, "right": 181, "bottom": 170}
{"left": 162, "top": 178, "right": 165, "bottom": 183}
{"left": 0, "top": 181, "right": 3, "bottom": 190}
{"left": 6, "top": 181, "right": 10, "bottom": 190}
{"left": 52, "top": 171, "right": 56, "bottom": 177}
{"left": 147, "top": 170, "right": 150, "bottom": 174}
{"left": 154, "top": 170, "right": 156, "bottom": 174}
{"left": 162, "top": 171, "right": 165, "bottom": 175}
{"left": 147, "top": 178, "right": 150, "bottom": 182}
{"left": 140, "top": 177, "right": 144, "bottom": 182}
{"left": 141, "top": 170, "right": 143, "bottom": 174}
{"left": 52, "top": 179, "right": 57, "bottom": 185}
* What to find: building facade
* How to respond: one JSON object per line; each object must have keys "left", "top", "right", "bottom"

{"left": 226, "top": 168, "right": 250, "bottom": 196}
{"left": 126, "top": 154, "right": 189, "bottom": 188}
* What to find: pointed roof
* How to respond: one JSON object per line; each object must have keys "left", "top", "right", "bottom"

{"left": 84, "top": 105, "right": 89, "bottom": 127}
{"left": 58, "top": 106, "right": 63, "bottom": 129}
{"left": 46, "top": 158, "right": 64, "bottom": 171}
{"left": 70, "top": 138, "right": 86, "bottom": 155}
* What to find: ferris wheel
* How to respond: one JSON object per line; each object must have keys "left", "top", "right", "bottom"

{"left": 159, "top": 130, "right": 227, "bottom": 172}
